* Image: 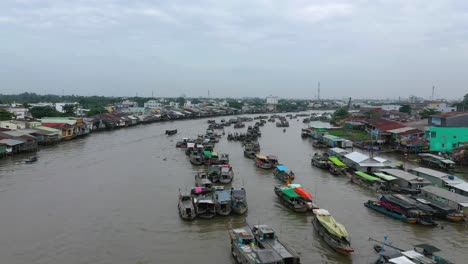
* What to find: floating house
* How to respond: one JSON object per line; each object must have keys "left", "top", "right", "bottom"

{"left": 409, "top": 167, "right": 464, "bottom": 190}
{"left": 327, "top": 147, "right": 350, "bottom": 160}
{"left": 420, "top": 186, "right": 468, "bottom": 217}
{"left": 379, "top": 169, "right": 432, "bottom": 191}
{"left": 321, "top": 135, "right": 353, "bottom": 148}
{"left": 342, "top": 152, "right": 390, "bottom": 172}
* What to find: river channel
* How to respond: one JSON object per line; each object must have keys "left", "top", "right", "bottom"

{"left": 0, "top": 113, "right": 467, "bottom": 264}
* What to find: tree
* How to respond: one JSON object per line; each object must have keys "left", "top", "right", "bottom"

{"left": 227, "top": 100, "right": 243, "bottom": 109}
{"left": 30, "top": 106, "right": 61, "bottom": 118}
{"left": 0, "top": 109, "right": 14, "bottom": 121}
{"left": 176, "top": 97, "right": 186, "bottom": 106}
{"left": 332, "top": 108, "right": 350, "bottom": 122}
{"left": 86, "top": 106, "right": 108, "bottom": 117}
{"left": 420, "top": 108, "right": 441, "bottom": 119}
{"left": 62, "top": 104, "right": 77, "bottom": 116}
{"left": 399, "top": 105, "right": 412, "bottom": 114}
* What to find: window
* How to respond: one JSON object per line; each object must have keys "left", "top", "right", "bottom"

{"left": 431, "top": 131, "right": 436, "bottom": 138}
{"left": 441, "top": 143, "right": 445, "bottom": 148}
{"left": 453, "top": 135, "right": 457, "bottom": 139}
{"left": 453, "top": 143, "right": 457, "bottom": 148}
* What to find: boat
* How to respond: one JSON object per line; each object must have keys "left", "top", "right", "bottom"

{"left": 418, "top": 153, "right": 455, "bottom": 171}
{"left": 311, "top": 153, "right": 330, "bottom": 169}
{"left": 312, "top": 209, "right": 354, "bottom": 254}
{"left": 289, "top": 183, "right": 319, "bottom": 211}
{"left": 165, "top": 129, "right": 178, "bottom": 135}
{"left": 351, "top": 171, "right": 386, "bottom": 191}
{"left": 219, "top": 164, "right": 234, "bottom": 184}
{"left": 194, "top": 195, "right": 216, "bottom": 219}
{"left": 255, "top": 154, "right": 278, "bottom": 169}
{"left": 370, "top": 237, "right": 455, "bottom": 264}
{"left": 219, "top": 153, "right": 230, "bottom": 164}
{"left": 191, "top": 186, "right": 213, "bottom": 197}
{"left": 328, "top": 157, "right": 347, "bottom": 175}
{"left": 301, "top": 128, "right": 311, "bottom": 138}
{"left": 231, "top": 188, "right": 248, "bottom": 215}
{"left": 202, "top": 150, "right": 213, "bottom": 165}
{"left": 178, "top": 191, "right": 197, "bottom": 220}
{"left": 244, "top": 144, "right": 257, "bottom": 159}
{"left": 379, "top": 194, "right": 438, "bottom": 227}
{"left": 234, "top": 122, "right": 245, "bottom": 129}
{"left": 210, "top": 151, "right": 220, "bottom": 164}
{"left": 273, "top": 165, "right": 295, "bottom": 182}
{"left": 208, "top": 165, "right": 222, "bottom": 183}
{"left": 195, "top": 170, "right": 213, "bottom": 188}
{"left": 251, "top": 224, "right": 301, "bottom": 264}
{"left": 176, "top": 138, "right": 189, "bottom": 148}
{"left": 229, "top": 226, "right": 284, "bottom": 264}
{"left": 214, "top": 187, "right": 232, "bottom": 216}
{"left": 364, "top": 200, "right": 418, "bottom": 224}
{"left": 25, "top": 156, "right": 38, "bottom": 164}
{"left": 189, "top": 151, "right": 204, "bottom": 165}
{"left": 274, "top": 185, "right": 309, "bottom": 213}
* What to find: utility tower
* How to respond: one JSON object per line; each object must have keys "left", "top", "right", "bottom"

{"left": 317, "top": 82, "right": 321, "bottom": 101}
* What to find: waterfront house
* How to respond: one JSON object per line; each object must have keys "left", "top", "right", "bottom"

{"left": 0, "top": 139, "right": 24, "bottom": 154}
{"left": 409, "top": 167, "right": 464, "bottom": 190}
{"left": 379, "top": 168, "right": 432, "bottom": 191}
{"left": 428, "top": 112, "right": 468, "bottom": 127}
{"left": 426, "top": 126, "right": 468, "bottom": 152}
{"left": 0, "top": 120, "right": 28, "bottom": 130}
{"left": 30, "top": 126, "right": 61, "bottom": 145}
{"left": 326, "top": 147, "right": 350, "bottom": 160}
{"left": 420, "top": 186, "right": 468, "bottom": 217}
{"left": 0, "top": 131, "right": 38, "bottom": 152}
{"left": 322, "top": 134, "right": 353, "bottom": 148}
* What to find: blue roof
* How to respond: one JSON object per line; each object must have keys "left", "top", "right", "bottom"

{"left": 276, "top": 165, "right": 288, "bottom": 172}
{"left": 216, "top": 190, "right": 231, "bottom": 202}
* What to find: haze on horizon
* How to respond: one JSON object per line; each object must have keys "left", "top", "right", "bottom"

{"left": 1, "top": 1, "right": 467, "bottom": 100}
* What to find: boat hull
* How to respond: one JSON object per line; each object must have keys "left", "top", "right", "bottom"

{"left": 312, "top": 217, "right": 354, "bottom": 254}
{"left": 364, "top": 201, "right": 417, "bottom": 224}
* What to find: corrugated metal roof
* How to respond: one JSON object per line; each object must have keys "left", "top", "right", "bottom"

{"left": 421, "top": 186, "right": 468, "bottom": 204}
{"left": 344, "top": 152, "right": 369, "bottom": 163}
{"left": 387, "top": 127, "right": 418, "bottom": 134}
{"left": 0, "top": 139, "right": 24, "bottom": 146}
{"left": 410, "top": 167, "right": 450, "bottom": 179}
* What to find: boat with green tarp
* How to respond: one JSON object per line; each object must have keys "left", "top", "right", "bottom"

{"left": 351, "top": 171, "right": 385, "bottom": 191}
{"left": 312, "top": 209, "right": 354, "bottom": 254}
{"left": 274, "top": 186, "right": 308, "bottom": 213}
{"left": 328, "top": 156, "right": 347, "bottom": 175}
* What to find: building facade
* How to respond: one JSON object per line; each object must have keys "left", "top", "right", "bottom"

{"left": 427, "top": 127, "right": 468, "bottom": 152}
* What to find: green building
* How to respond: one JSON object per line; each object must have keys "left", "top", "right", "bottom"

{"left": 427, "top": 127, "right": 468, "bottom": 152}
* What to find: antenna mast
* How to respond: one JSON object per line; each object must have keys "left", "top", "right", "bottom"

{"left": 317, "top": 82, "right": 321, "bottom": 101}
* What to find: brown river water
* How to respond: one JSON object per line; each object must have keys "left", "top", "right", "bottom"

{"left": 0, "top": 113, "right": 467, "bottom": 264}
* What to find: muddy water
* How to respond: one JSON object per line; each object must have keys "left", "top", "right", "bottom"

{"left": 0, "top": 114, "right": 466, "bottom": 264}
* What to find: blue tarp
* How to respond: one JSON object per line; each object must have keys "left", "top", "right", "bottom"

{"left": 216, "top": 190, "right": 231, "bottom": 202}
{"left": 276, "top": 165, "right": 288, "bottom": 172}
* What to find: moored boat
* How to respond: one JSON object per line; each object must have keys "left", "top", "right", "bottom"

{"left": 195, "top": 170, "right": 213, "bottom": 188}
{"left": 364, "top": 200, "right": 417, "bottom": 224}
{"left": 251, "top": 224, "right": 301, "bottom": 264}
{"left": 411, "top": 196, "right": 465, "bottom": 222}
{"left": 219, "top": 164, "right": 234, "bottom": 184}
{"left": 189, "top": 151, "right": 204, "bottom": 165}
{"left": 274, "top": 185, "right": 309, "bottom": 213}
{"left": 273, "top": 165, "right": 295, "bottom": 182}
{"left": 178, "top": 191, "right": 196, "bottom": 220}
{"left": 312, "top": 209, "right": 354, "bottom": 254}
{"left": 311, "top": 153, "right": 329, "bottom": 169}
{"left": 25, "top": 156, "right": 38, "bottom": 164}
{"left": 219, "top": 153, "right": 230, "bottom": 164}
{"left": 195, "top": 195, "right": 216, "bottom": 219}
{"left": 214, "top": 188, "right": 232, "bottom": 216}
{"left": 231, "top": 188, "right": 248, "bottom": 215}
{"left": 165, "top": 129, "right": 178, "bottom": 135}
{"left": 255, "top": 154, "right": 275, "bottom": 169}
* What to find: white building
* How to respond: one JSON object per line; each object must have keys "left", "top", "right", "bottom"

{"left": 426, "top": 102, "right": 456, "bottom": 113}
{"left": 144, "top": 100, "right": 162, "bottom": 109}
{"left": 55, "top": 102, "right": 79, "bottom": 113}
{"left": 381, "top": 105, "right": 402, "bottom": 111}
{"left": 7, "top": 106, "right": 31, "bottom": 119}
{"left": 266, "top": 95, "right": 278, "bottom": 105}
{"left": 169, "top": 102, "right": 180, "bottom": 108}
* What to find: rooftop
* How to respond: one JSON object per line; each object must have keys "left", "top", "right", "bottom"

{"left": 421, "top": 185, "right": 468, "bottom": 204}
{"left": 410, "top": 167, "right": 451, "bottom": 179}
{"left": 431, "top": 112, "right": 468, "bottom": 118}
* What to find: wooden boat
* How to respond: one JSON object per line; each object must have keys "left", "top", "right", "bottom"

{"left": 312, "top": 209, "right": 354, "bottom": 254}
{"left": 229, "top": 226, "right": 284, "bottom": 264}
{"left": 25, "top": 156, "right": 38, "bottom": 164}
{"left": 244, "top": 149, "right": 256, "bottom": 159}
{"left": 219, "top": 164, "right": 234, "bottom": 184}
{"left": 288, "top": 183, "right": 319, "bottom": 211}
{"left": 273, "top": 165, "right": 295, "bottom": 182}
{"left": 189, "top": 151, "right": 204, "bottom": 165}
{"left": 176, "top": 138, "right": 189, "bottom": 148}
{"left": 274, "top": 186, "right": 309, "bottom": 213}
{"left": 178, "top": 191, "right": 196, "bottom": 220}
{"left": 195, "top": 170, "right": 212, "bottom": 188}
{"left": 194, "top": 195, "right": 216, "bottom": 219}
{"left": 208, "top": 165, "right": 222, "bottom": 183}
{"left": 234, "top": 122, "right": 245, "bottom": 128}
{"left": 311, "top": 153, "right": 330, "bottom": 169}
{"left": 364, "top": 200, "right": 417, "bottom": 224}
{"left": 251, "top": 224, "right": 301, "bottom": 264}
{"left": 231, "top": 188, "right": 248, "bottom": 215}
{"left": 370, "top": 237, "right": 455, "bottom": 264}
{"left": 219, "top": 153, "right": 229, "bottom": 164}
{"left": 202, "top": 150, "right": 213, "bottom": 165}
{"left": 379, "top": 194, "right": 438, "bottom": 227}
{"left": 351, "top": 171, "right": 386, "bottom": 191}
{"left": 165, "top": 129, "right": 178, "bottom": 135}
{"left": 255, "top": 154, "right": 277, "bottom": 169}
{"left": 214, "top": 188, "right": 232, "bottom": 216}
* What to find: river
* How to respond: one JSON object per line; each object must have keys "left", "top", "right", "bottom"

{"left": 0, "top": 113, "right": 466, "bottom": 264}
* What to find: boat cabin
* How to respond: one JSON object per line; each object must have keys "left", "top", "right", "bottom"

{"left": 252, "top": 225, "right": 276, "bottom": 240}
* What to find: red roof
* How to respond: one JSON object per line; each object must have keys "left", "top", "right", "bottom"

{"left": 363, "top": 118, "right": 407, "bottom": 131}
{"left": 431, "top": 112, "right": 468, "bottom": 118}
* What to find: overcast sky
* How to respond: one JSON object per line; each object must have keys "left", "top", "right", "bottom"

{"left": 1, "top": 1, "right": 467, "bottom": 99}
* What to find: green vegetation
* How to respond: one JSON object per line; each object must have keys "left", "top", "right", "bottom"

{"left": 30, "top": 106, "right": 61, "bottom": 118}
{"left": 86, "top": 106, "right": 108, "bottom": 117}
{"left": 331, "top": 108, "right": 350, "bottom": 122}
{"left": 0, "top": 108, "right": 14, "bottom": 121}
{"left": 227, "top": 99, "right": 244, "bottom": 109}
{"left": 419, "top": 108, "right": 441, "bottom": 119}
{"left": 399, "top": 105, "right": 411, "bottom": 113}
{"left": 328, "top": 129, "right": 369, "bottom": 141}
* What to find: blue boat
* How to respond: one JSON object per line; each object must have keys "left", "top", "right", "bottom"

{"left": 364, "top": 200, "right": 417, "bottom": 224}
{"left": 273, "top": 164, "right": 295, "bottom": 182}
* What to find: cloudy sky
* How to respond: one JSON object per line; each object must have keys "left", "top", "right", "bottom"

{"left": 1, "top": 0, "right": 467, "bottom": 99}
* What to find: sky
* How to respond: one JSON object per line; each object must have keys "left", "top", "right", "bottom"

{"left": 0, "top": 0, "right": 467, "bottom": 100}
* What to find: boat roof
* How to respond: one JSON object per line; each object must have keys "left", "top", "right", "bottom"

{"left": 374, "top": 172, "right": 398, "bottom": 181}
{"left": 313, "top": 209, "right": 330, "bottom": 215}
{"left": 187, "top": 143, "right": 195, "bottom": 148}
{"left": 276, "top": 165, "right": 288, "bottom": 172}
{"left": 401, "top": 250, "right": 436, "bottom": 264}
{"left": 294, "top": 187, "right": 313, "bottom": 199}
{"left": 232, "top": 227, "right": 255, "bottom": 239}
{"left": 419, "top": 153, "right": 455, "bottom": 164}
{"left": 381, "top": 194, "right": 415, "bottom": 210}
{"left": 255, "top": 154, "right": 268, "bottom": 160}
{"left": 355, "top": 171, "right": 380, "bottom": 181}
{"left": 267, "top": 155, "right": 278, "bottom": 160}
{"left": 389, "top": 256, "right": 417, "bottom": 264}
{"left": 256, "top": 249, "right": 284, "bottom": 263}
{"left": 288, "top": 183, "right": 302, "bottom": 188}
{"left": 215, "top": 190, "right": 231, "bottom": 202}
{"left": 281, "top": 188, "right": 301, "bottom": 198}
{"left": 203, "top": 150, "right": 212, "bottom": 157}
{"left": 315, "top": 212, "right": 349, "bottom": 238}
{"left": 231, "top": 188, "right": 246, "bottom": 198}
{"left": 413, "top": 244, "right": 441, "bottom": 254}
{"left": 329, "top": 156, "right": 346, "bottom": 167}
